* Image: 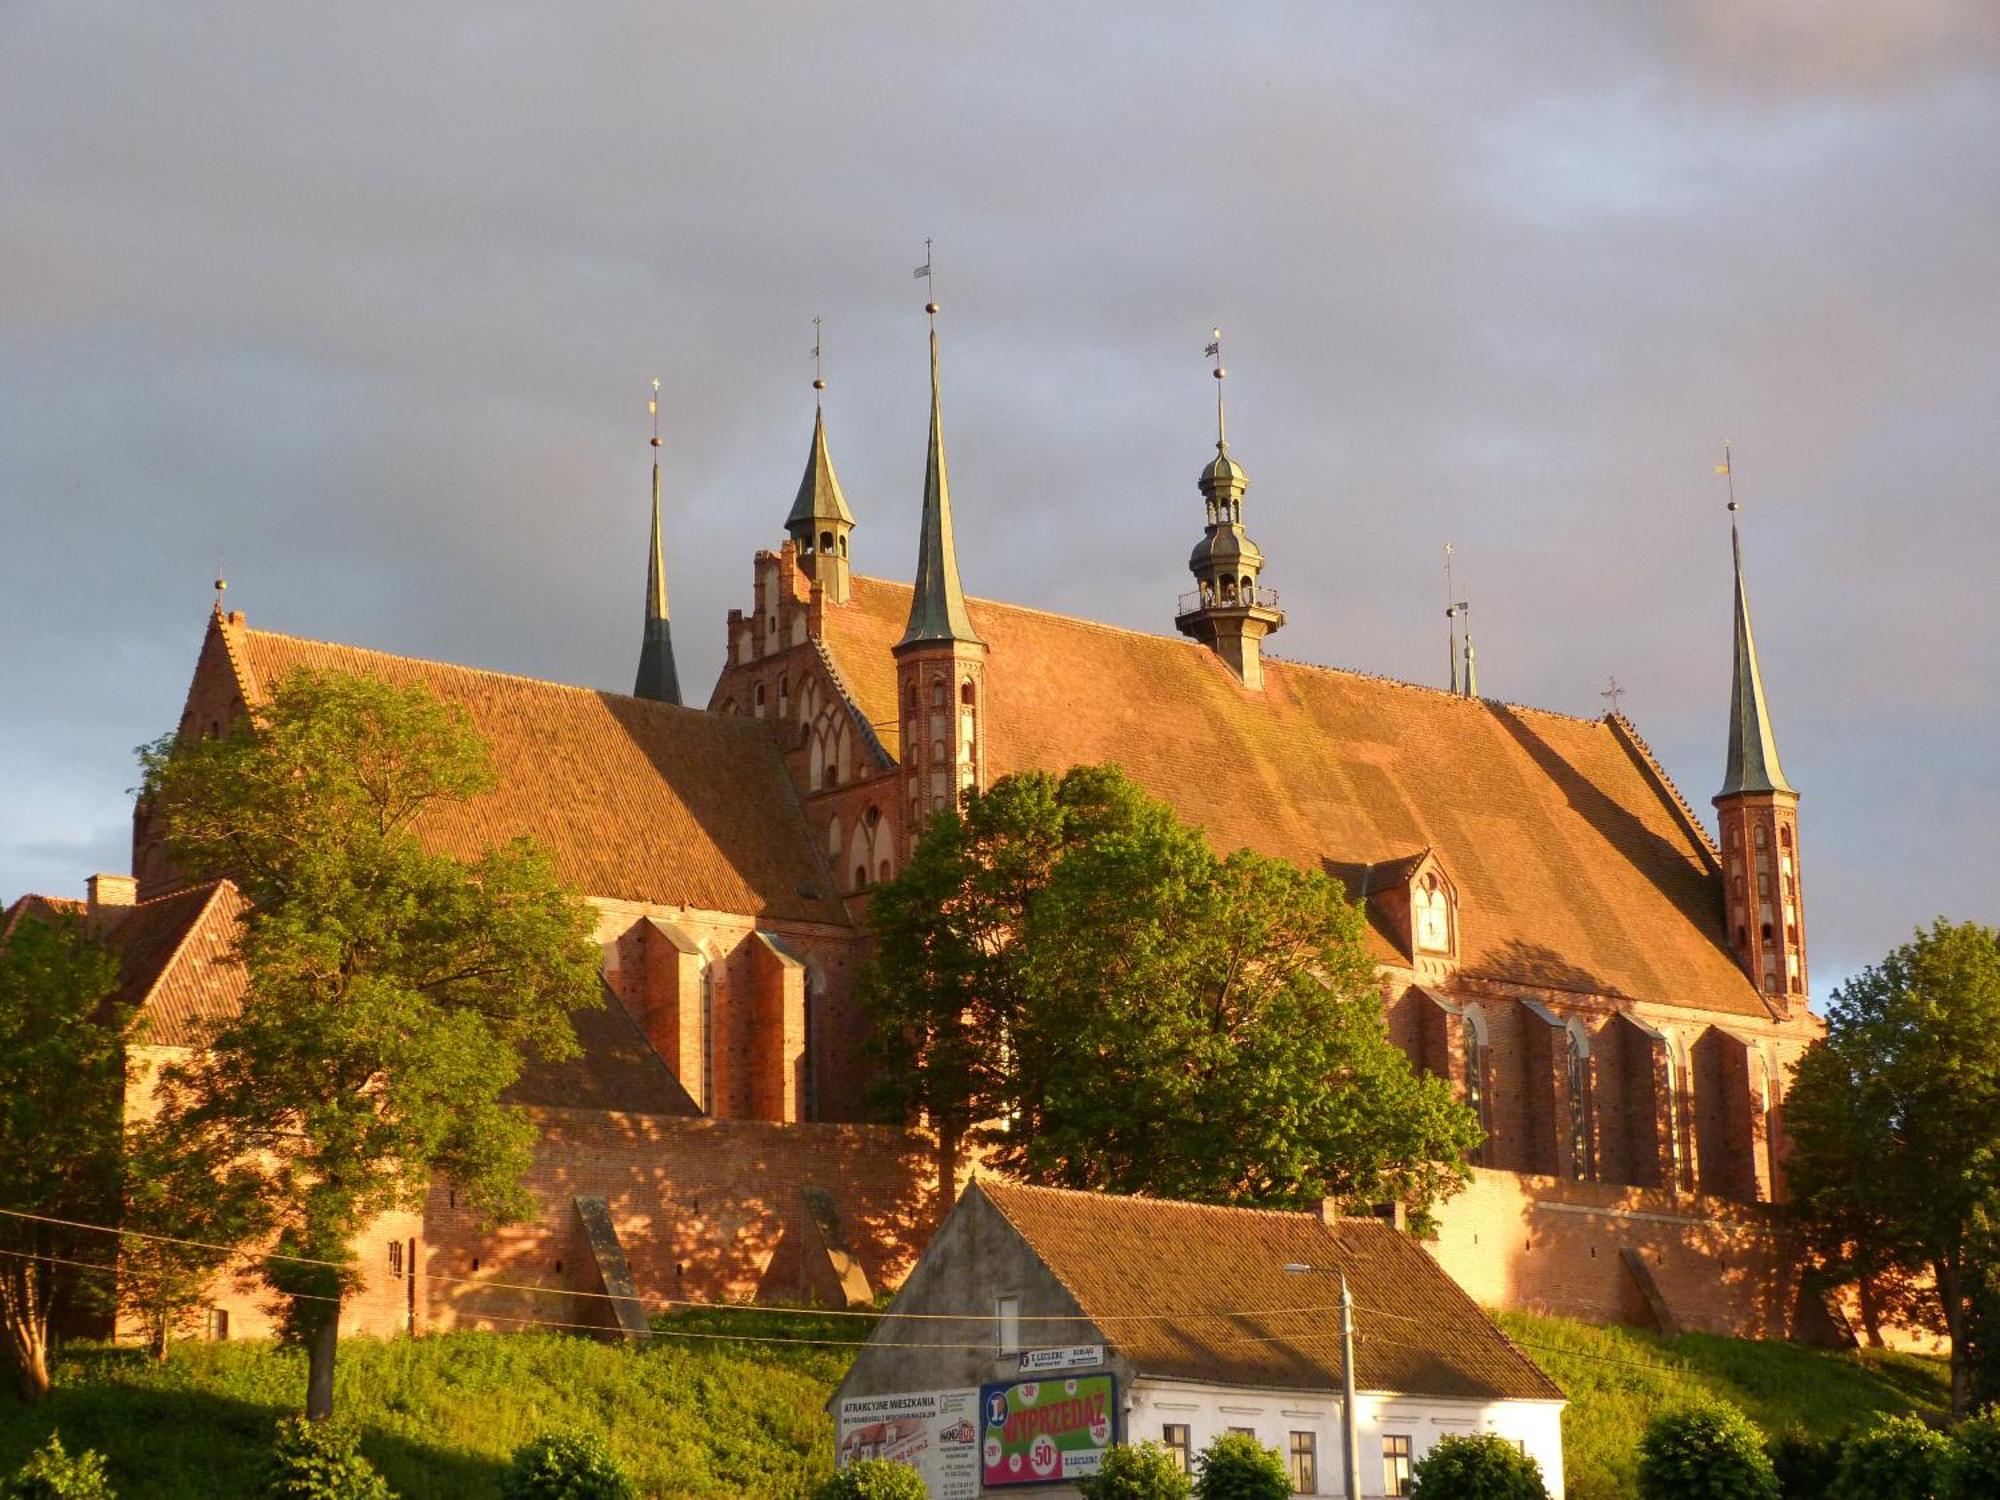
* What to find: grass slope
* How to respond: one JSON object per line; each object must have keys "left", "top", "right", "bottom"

{"left": 0, "top": 1310, "right": 864, "bottom": 1500}
{"left": 1, "top": 1309, "right": 1952, "bottom": 1499}
{"left": 1498, "top": 1311, "right": 1951, "bottom": 1500}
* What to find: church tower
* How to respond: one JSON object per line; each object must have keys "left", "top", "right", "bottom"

{"left": 1712, "top": 503, "right": 1805, "bottom": 1011}
{"left": 893, "top": 297, "right": 986, "bottom": 848}
{"left": 1174, "top": 335, "right": 1284, "bottom": 689}
{"left": 784, "top": 375, "right": 855, "bottom": 604}
{"left": 634, "top": 380, "right": 682, "bottom": 704}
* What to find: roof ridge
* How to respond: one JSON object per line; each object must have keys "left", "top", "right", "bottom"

{"left": 848, "top": 576, "right": 1611, "bottom": 729}
{"left": 983, "top": 1177, "right": 1331, "bottom": 1226}
{"left": 225, "top": 620, "right": 753, "bottom": 727}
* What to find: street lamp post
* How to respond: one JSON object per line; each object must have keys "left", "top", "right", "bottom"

{"left": 1285, "top": 1262, "right": 1362, "bottom": 1500}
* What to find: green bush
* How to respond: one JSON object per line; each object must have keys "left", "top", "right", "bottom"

{"left": 261, "top": 1418, "right": 393, "bottom": 1500}
{"left": 1191, "top": 1432, "right": 1289, "bottom": 1500}
{"left": 1768, "top": 1431, "right": 1844, "bottom": 1500}
{"left": 1829, "top": 1414, "right": 1950, "bottom": 1500}
{"left": 1943, "top": 1407, "right": 2000, "bottom": 1500}
{"left": 1408, "top": 1432, "right": 1550, "bottom": 1500}
{"left": 810, "top": 1457, "right": 927, "bottom": 1500}
{"left": 1079, "top": 1442, "right": 1192, "bottom": 1500}
{"left": 499, "top": 1433, "right": 633, "bottom": 1500}
{"left": 1637, "top": 1404, "right": 1779, "bottom": 1499}
{"left": 3, "top": 1434, "right": 115, "bottom": 1500}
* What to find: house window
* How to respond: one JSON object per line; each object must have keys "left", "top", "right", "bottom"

{"left": 1227, "top": 1426, "right": 1256, "bottom": 1440}
{"left": 207, "top": 1307, "right": 230, "bottom": 1341}
{"left": 1383, "top": 1434, "right": 1412, "bottom": 1496}
{"left": 387, "top": 1241, "right": 404, "bottom": 1277}
{"left": 995, "top": 1295, "right": 1021, "bottom": 1354}
{"left": 1288, "top": 1431, "right": 1318, "bottom": 1494}
{"left": 1162, "top": 1425, "right": 1191, "bottom": 1473}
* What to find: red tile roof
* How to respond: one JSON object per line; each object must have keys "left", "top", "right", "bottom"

{"left": 821, "top": 577, "right": 1763, "bottom": 1016}
{"left": 216, "top": 620, "right": 844, "bottom": 926}
{"left": 979, "top": 1180, "right": 1562, "bottom": 1402}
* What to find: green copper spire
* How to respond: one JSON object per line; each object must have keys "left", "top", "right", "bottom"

{"left": 785, "top": 404, "right": 855, "bottom": 538}
{"left": 897, "top": 324, "right": 982, "bottom": 648}
{"left": 634, "top": 381, "right": 681, "bottom": 704}
{"left": 1719, "top": 510, "right": 1791, "bottom": 797}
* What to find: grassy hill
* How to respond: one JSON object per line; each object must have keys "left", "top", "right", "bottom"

{"left": 1498, "top": 1312, "right": 1952, "bottom": 1499}
{"left": 0, "top": 1309, "right": 1952, "bottom": 1499}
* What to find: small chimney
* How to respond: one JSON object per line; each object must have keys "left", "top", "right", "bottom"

{"left": 1374, "top": 1201, "right": 1409, "bottom": 1233}
{"left": 1318, "top": 1197, "right": 1343, "bottom": 1227}
{"left": 86, "top": 873, "right": 138, "bottom": 933}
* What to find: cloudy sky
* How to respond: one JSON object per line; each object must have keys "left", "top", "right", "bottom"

{"left": 4, "top": 3, "right": 1996, "bottom": 993}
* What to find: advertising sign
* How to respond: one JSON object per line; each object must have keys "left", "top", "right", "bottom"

{"left": 979, "top": 1374, "right": 1117, "bottom": 1487}
{"left": 1017, "top": 1344, "right": 1104, "bottom": 1374}
{"left": 836, "top": 1388, "right": 979, "bottom": 1499}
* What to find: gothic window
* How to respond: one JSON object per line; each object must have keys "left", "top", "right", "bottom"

{"left": 1566, "top": 1025, "right": 1591, "bottom": 1180}
{"left": 854, "top": 864, "right": 867, "bottom": 891}
{"left": 1461, "top": 1006, "right": 1491, "bottom": 1163}
{"left": 802, "top": 970, "right": 818, "bottom": 1121}
{"left": 777, "top": 674, "right": 789, "bottom": 717}
{"left": 1755, "top": 824, "right": 1769, "bottom": 849}
{"left": 1780, "top": 825, "right": 1793, "bottom": 849}
{"left": 826, "top": 814, "right": 842, "bottom": 857}
{"left": 931, "top": 679, "right": 947, "bottom": 708}
{"left": 700, "top": 961, "right": 716, "bottom": 1116}
{"left": 754, "top": 682, "right": 766, "bottom": 717}
{"left": 906, "top": 683, "right": 918, "bottom": 711}
{"left": 1413, "top": 874, "right": 1452, "bottom": 955}
{"left": 931, "top": 738, "right": 946, "bottom": 761}
{"left": 1663, "top": 1047, "right": 1687, "bottom": 1190}
{"left": 961, "top": 680, "right": 976, "bottom": 706}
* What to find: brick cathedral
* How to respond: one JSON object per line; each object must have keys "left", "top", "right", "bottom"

{"left": 11, "top": 310, "right": 1828, "bottom": 1342}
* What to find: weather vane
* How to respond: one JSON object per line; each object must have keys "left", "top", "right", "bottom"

{"left": 1602, "top": 676, "right": 1626, "bottom": 717}
{"left": 1716, "top": 441, "right": 1738, "bottom": 514}
{"left": 649, "top": 378, "right": 661, "bottom": 450}
{"left": 811, "top": 317, "right": 826, "bottom": 403}
{"left": 914, "top": 238, "right": 937, "bottom": 323}
{"left": 1204, "top": 326, "right": 1227, "bottom": 447}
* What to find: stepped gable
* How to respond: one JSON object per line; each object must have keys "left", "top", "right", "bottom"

{"left": 218, "top": 618, "right": 844, "bottom": 926}
{"left": 980, "top": 1180, "right": 1562, "bottom": 1402}
{"left": 821, "top": 576, "right": 1760, "bottom": 1015}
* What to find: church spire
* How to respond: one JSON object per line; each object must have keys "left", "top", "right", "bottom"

{"left": 897, "top": 288, "right": 981, "bottom": 648}
{"left": 633, "top": 379, "right": 682, "bottom": 705}
{"left": 1711, "top": 451, "right": 1806, "bottom": 1012}
{"left": 1175, "top": 327, "right": 1283, "bottom": 689}
{"left": 1718, "top": 500, "right": 1792, "bottom": 797}
{"left": 784, "top": 321, "right": 857, "bottom": 604}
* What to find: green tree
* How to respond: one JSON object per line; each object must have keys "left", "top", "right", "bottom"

{"left": 1408, "top": 1432, "right": 1550, "bottom": 1500}
{"left": 139, "top": 669, "right": 603, "bottom": 1420}
{"left": 500, "top": 1433, "right": 633, "bottom": 1500}
{"left": 1636, "top": 1404, "right": 1778, "bottom": 1499}
{"left": 1943, "top": 1406, "right": 2000, "bottom": 1500}
{"left": 261, "top": 1417, "right": 392, "bottom": 1500}
{"left": 861, "top": 766, "right": 1478, "bottom": 1222}
{"left": 1077, "top": 1442, "right": 1192, "bottom": 1500}
{"left": 0, "top": 912, "right": 125, "bottom": 1402}
{"left": 1786, "top": 921, "right": 2000, "bottom": 1418}
{"left": 1191, "top": 1432, "right": 1290, "bottom": 1500}
{"left": 1829, "top": 1414, "right": 1949, "bottom": 1500}
{"left": 810, "top": 1458, "right": 927, "bottom": 1500}
{"left": 3, "top": 1432, "right": 116, "bottom": 1499}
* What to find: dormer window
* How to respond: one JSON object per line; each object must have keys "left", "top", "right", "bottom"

{"left": 1414, "top": 873, "right": 1452, "bottom": 955}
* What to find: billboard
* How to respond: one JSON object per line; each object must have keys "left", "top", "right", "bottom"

{"left": 979, "top": 1374, "right": 1117, "bottom": 1487}
{"left": 835, "top": 1388, "right": 979, "bottom": 1499}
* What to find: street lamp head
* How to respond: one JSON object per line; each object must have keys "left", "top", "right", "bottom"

{"left": 1283, "top": 1262, "right": 1314, "bottom": 1275}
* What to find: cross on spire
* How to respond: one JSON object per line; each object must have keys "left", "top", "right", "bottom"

{"left": 1205, "top": 326, "right": 1227, "bottom": 449}
{"left": 1602, "top": 676, "right": 1625, "bottom": 717}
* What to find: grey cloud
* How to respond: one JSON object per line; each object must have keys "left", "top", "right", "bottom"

{"left": 3, "top": 2, "right": 1996, "bottom": 984}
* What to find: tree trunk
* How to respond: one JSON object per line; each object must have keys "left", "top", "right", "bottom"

{"left": 1857, "top": 1275, "right": 1887, "bottom": 1349}
{"left": 0, "top": 1256, "right": 53, "bottom": 1403}
{"left": 303, "top": 1300, "right": 341, "bottom": 1421}
{"left": 1938, "top": 1257, "right": 1970, "bottom": 1421}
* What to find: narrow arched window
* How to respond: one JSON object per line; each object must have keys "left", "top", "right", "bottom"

{"left": 961, "top": 680, "right": 976, "bottom": 706}
{"left": 820, "top": 530, "right": 834, "bottom": 553}
{"left": 1566, "top": 1028, "right": 1591, "bottom": 1180}
{"left": 931, "top": 679, "right": 946, "bottom": 708}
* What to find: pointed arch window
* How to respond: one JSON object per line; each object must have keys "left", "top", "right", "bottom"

{"left": 1565, "top": 1024, "right": 1592, "bottom": 1180}
{"left": 1413, "top": 874, "right": 1452, "bottom": 955}
{"left": 1461, "top": 1005, "right": 1491, "bottom": 1164}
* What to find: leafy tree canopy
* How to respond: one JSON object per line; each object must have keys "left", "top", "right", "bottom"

{"left": 861, "top": 765, "right": 1478, "bottom": 1223}
{"left": 1635, "top": 1403, "right": 1777, "bottom": 1500}
{"left": 1408, "top": 1432, "right": 1550, "bottom": 1500}
{"left": 1077, "top": 1442, "right": 1192, "bottom": 1500}
{"left": 0, "top": 912, "right": 126, "bottom": 1403}
{"left": 1785, "top": 919, "right": 2000, "bottom": 1418}
{"left": 1190, "top": 1431, "right": 1290, "bottom": 1500}
{"left": 139, "top": 669, "right": 604, "bottom": 1417}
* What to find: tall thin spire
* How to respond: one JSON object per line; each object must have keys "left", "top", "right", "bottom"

{"left": 898, "top": 266, "right": 982, "bottom": 648}
{"left": 634, "top": 378, "right": 682, "bottom": 704}
{"left": 1719, "top": 491, "right": 1791, "bottom": 796}
{"left": 785, "top": 322, "right": 856, "bottom": 604}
